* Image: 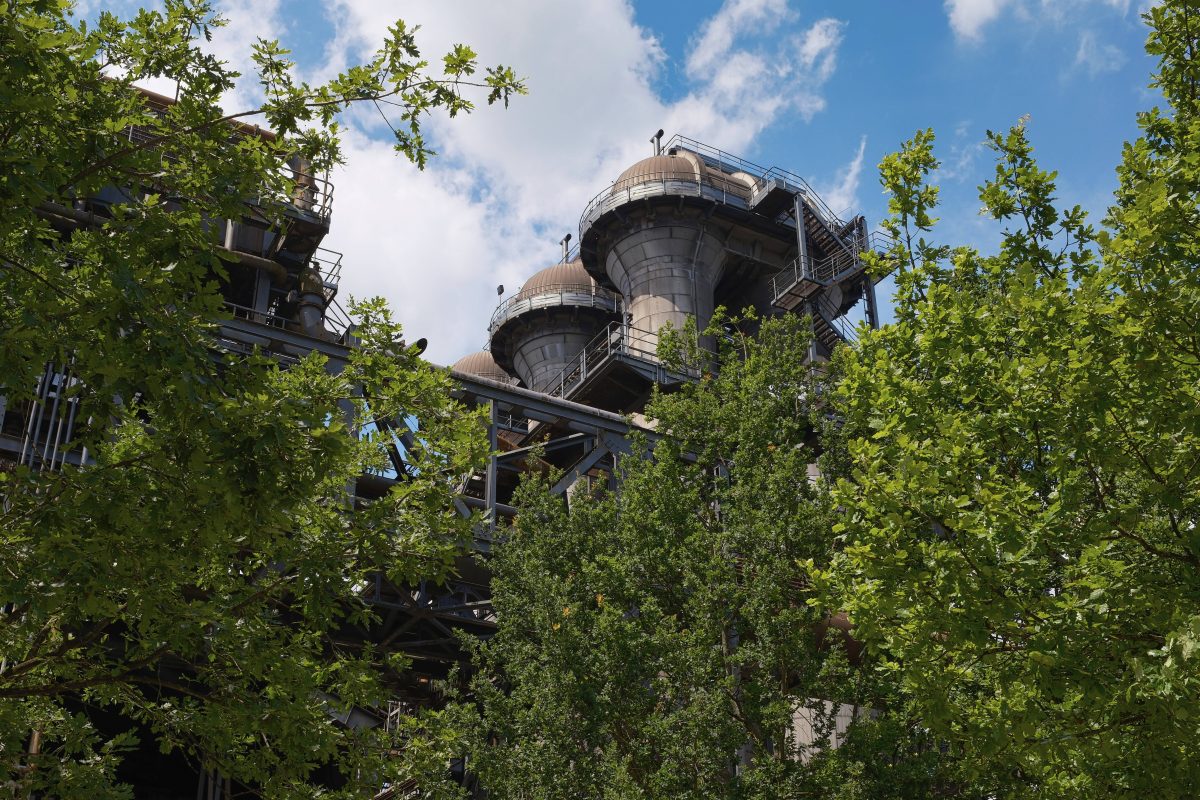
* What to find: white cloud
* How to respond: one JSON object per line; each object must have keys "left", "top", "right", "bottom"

{"left": 936, "top": 122, "right": 989, "bottom": 182}
{"left": 687, "top": 0, "right": 792, "bottom": 76}
{"left": 945, "top": 0, "right": 1012, "bottom": 40}
{"left": 815, "top": 136, "right": 867, "bottom": 221}
{"left": 798, "top": 17, "right": 842, "bottom": 72}
{"left": 1074, "top": 30, "right": 1127, "bottom": 76}
{"left": 944, "top": 0, "right": 1134, "bottom": 41}
{"left": 200, "top": 0, "right": 848, "bottom": 364}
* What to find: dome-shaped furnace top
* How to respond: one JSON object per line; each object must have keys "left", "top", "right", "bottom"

{"left": 614, "top": 153, "right": 702, "bottom": 191}
{"left": 516, "top": 258, "right": 596, "bottom": 300}
{"left": 451, "top": 350, "right": 517, "bottom": 385}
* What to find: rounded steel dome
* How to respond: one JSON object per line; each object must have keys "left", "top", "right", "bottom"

{"left": 451, "top": 350, "right": 517, "bottom": 385}
{"left": 614, "top": 153, "right": 701, "bottom": 191}
{"left": 516, "top": 258, "right": 595, "bottom": 300}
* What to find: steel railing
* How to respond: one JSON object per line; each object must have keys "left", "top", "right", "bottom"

{"left": 324, "top": 299, "right": 353, "bottom": 336}
{"left": 578, "top": 170, "right": 757, "bottom": 237}
{"left": 769, "top": 230, "right": 896, "bottom": 306}
{"left": 665, "top": 134, "right": 847, "bottom": 230}
{"left": 576, "top": 136, "right": 853, "bottom": 257}
{"left": 544, "top": 321, "right": 650, "bottom": 398}
{"left": 310, "top": 246, "right": 343, "bottom": 290}
{"left": 284, "top": 163, "right": 334, "bottom": 220}
{"left": 488, "top": 283, "right": 620, "bottom": 336}
{"left": 811, "top": 291, "right": 859, "bottom": 344}
{"left": 224, "top": 299, "right": 353, "bottom": 339}
{"left": 224, "top": 301, "right": 291, "bottom": 329}
{"left": 120, "top": 121, "right": 335, "bottom": 220}
{"left": 542, "top": 320, "right": 709, "bottom": 399}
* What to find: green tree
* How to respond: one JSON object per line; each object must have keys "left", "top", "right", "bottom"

{"left": 0, "top": 0, "right": 520, "bottom": 796}
{"left": 823, "top": 3, "right": 1200, "bottom": 796}
{"left": 458, "top": 314, "right": 968, "bottom": 800}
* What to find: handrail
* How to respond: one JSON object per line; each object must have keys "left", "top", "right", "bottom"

{"left": 283, "top": 163, "right": 334, "bottom": 220}
{"left": 545, "top": 321, "right": 650, "bottom": 398}
{"left": 578, "top": 170, "right": 756, "bottom": 238}
{"left": 666, "top": 134, "right": 846, "bottom": 229}
{"left": 542, "top": 319, "right": 709, "bottom": 399}
{"left": 223, "top": 301, "right": 290, "bottom": 329}
{"left": 121, "top": 122, "right": 335, "bottom": 220}
{"left": 811, "top": 292, "right": 858, "bottom": 344}
{"left": 223, "top": 299, "right": 353, "bottom": 339}
{"left": 769, "top": 229, "right": 896, "bottom": 307}
{"left": 488, "top": 284, "right": 620, "bottom": 336}
{"left": 324, "top": 299, "right": 353, "bottom": 336}
{"left": 310, "top": 247, "right": 343, "bottom": 288}
{"left": 577, "top": 136, "right": 852, "bottom": 255}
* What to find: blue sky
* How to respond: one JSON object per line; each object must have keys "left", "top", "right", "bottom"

{"left": 110, "top": 0, "right": 1160, "bottom": 363}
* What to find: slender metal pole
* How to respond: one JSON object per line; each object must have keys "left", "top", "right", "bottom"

{"left": 49, "top": 368, "right": 76, "bottom": 470}
{"left": 806, "top": 301, "right": 819, "bottom": 364}
{"left": 794, "top": 195, "right": 809, "bottom": 279}
{"left": 486, "top": 401, "right": 498, "bottom": 533}
{"left": 40, "top": 370, "right": 66, "bottom": 468}
{"left": 862, "top": 219, "right": 880, "bottom": 330}
{"left": 20, "top": 363, "right": 53, "bottom": 468}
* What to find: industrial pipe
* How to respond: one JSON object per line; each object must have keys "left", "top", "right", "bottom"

{"left": 296, "top": 267, "right": 331, "bottom": 340}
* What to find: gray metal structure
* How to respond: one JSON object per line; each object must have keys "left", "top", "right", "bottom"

{"left": 487, "top": 258, "right": 620, "bottom": 392}
{"left": 2, "top": 116, "right": 892, "bottom": 796}
{"left": 473, "top": 134, "right": 891, "bottom": 415}
{"left": 577, "top": 135, "right": 886, "bottom": 353}
{"left": 459, "top": 131, "right": 894, "bottom": 508}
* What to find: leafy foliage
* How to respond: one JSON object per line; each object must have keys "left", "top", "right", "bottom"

{"left": 0, "top": 0, "right": 518, "bottom": 795}
{"left": 459, "top": 314, "right": 967, "bottom": 800}
{"left": 824, "top": 3, "right": 1200, "bottom": 796}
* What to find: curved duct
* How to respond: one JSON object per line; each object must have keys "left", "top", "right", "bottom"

{"left": 296, "top": 267, "right": 330, "bottom": 340}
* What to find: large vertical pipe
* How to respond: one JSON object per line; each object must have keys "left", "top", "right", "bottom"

{"left": 296, "top": 267, "right": 330, "bottom": 339}
{"left": 603, "top": 220, "right": 726, "bottom": 348}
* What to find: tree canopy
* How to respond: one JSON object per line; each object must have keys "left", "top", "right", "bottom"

{"left": 453, "top": 314, "right": 968, "bottom": 800}
{"left": 822, "top": 3, "right": 1200, "bottom": 797}
{"left": 0, "top": 0, "right": 520, "bottom": 796}
{"left": 6, "top": 0, "right": 1200, "bottom": 796}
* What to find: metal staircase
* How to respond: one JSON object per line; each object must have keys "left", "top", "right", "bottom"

{"left": 771, "top": 219, "right": 894, "bottom": 352}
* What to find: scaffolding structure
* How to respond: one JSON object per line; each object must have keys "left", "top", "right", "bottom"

{"left": 2, "top": 114, "right": 894, "bottom": 796}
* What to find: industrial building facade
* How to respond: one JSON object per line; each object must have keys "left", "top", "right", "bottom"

{"left": 2, "top": 102, "right": 886, "bottom": 795}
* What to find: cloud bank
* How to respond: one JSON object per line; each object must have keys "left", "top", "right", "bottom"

{"left": 127, "top": 0, "right": 850, "bottom": 362}
{"left": 304, "top": 0, "right": 849, "bottom": 363}
{"left": 943, "top": 0, "right": 1134, "bottom": 41}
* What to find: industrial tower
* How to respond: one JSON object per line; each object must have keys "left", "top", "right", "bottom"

{"left": 4, "top": 100, "right": 889, "bottom": 795}
{"left": 442, "top": 134, "right": 892, "bottom": 783}
{"left": 455, "top": 133, "right": 888, "bottom": 418}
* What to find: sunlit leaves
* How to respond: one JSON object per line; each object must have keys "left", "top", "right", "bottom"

{"left": 457, "top": 313, "right": 966, "bottom": 799}
{"left": 828, "top": 4, "right": 1200, "bottom": 796}
{"left": 0, "top": 0, "right": 499, "bottom": 795}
